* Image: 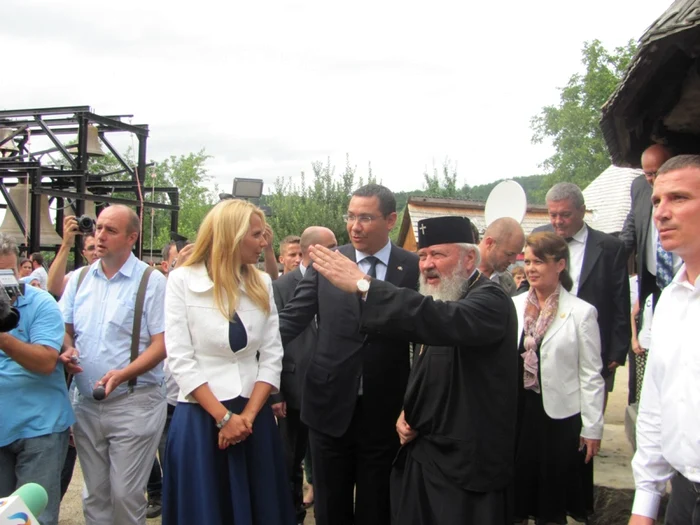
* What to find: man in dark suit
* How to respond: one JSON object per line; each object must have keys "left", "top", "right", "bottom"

{"left": 271, "top": 226, "right": 337, "bottom": 524}
{"left": 535, "top": 182, "right": 630, "bottom": 404}
{"left": 620, "top": 144, "right": 676, "bottom": 308}
{"left": 278, "top": 184, "right": 420, "bottom": 525}
{"left": 307, "top": 216, "right": 518, "bottom": 525}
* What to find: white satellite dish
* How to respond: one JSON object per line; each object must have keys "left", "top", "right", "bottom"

{"left": 484, "top": 180, "right": 527, "bottom": 227}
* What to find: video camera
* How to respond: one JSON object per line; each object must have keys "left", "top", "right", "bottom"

{"left": 0, "top": 269, "right": 21, "bottom": 332}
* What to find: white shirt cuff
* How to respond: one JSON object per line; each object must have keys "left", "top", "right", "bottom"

{"left": 631, "top": 489, "right": 661, "bottom": 519}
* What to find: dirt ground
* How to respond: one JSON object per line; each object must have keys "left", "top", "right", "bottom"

{"left": 58, "top": 368, "right": 634, "bottom": 524}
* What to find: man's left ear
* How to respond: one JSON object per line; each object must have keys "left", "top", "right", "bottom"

{"left": 386, "top": 211, "right": 398, "bottom": 230}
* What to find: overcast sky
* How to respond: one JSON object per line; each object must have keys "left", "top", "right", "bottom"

{"left": 1, "top": 0, "right": 671, "bottom": 195}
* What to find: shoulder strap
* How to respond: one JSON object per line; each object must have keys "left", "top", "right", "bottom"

{"left": 75, "top": 266, "right": 90, "bottom": 294}
{"left": 128, "top": 266, "right": 155, "bottom": 388}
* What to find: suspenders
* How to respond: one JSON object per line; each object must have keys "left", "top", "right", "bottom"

{"left": 76, "top": 265, "right": 155, "bottom": 389}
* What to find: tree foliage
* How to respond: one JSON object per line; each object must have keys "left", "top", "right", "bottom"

{"left": 531, "top": 39, "right": 637, "bottom": 190}
{"left": 142, "top": 150, "right": 217, "bottom": 253}
{"left": 262, "top": 155, "right": 374, "bottom": 255}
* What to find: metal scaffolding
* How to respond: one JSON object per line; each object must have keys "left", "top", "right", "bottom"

{"left": 0, "top": 105, "right": 180, "bottom": 261}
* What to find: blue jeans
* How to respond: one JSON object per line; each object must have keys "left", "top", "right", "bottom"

{"left": 0, "top": 429, "right": 70, "bottom": 525}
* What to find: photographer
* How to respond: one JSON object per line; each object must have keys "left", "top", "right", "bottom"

{"left": 0, "top": 233, "right": 74, "bottom": 525}
{"left": 48, "top": 215, "right": 98, "bottom": 298}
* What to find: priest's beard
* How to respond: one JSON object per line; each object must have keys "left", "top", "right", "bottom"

{"left": 419, "top": 260, "right": 470, "bottom": 301}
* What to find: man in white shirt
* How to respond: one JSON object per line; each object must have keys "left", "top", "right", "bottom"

{"left": 629, "top": 154, "right": 700, "bottom": 525}
{"left": 29, "top": 251, "right": 49, "bottom": 290}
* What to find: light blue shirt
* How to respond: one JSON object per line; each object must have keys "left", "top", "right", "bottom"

{"left": 60, "top": 253, "right": 167, "bottom": 398}
{"left": 0, "top": 285, "right": 74, "bottom": 446}
{"left": 355, "top": 240, "right": 392, "bottom": 281}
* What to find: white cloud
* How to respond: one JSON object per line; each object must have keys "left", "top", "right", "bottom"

{"left": 1, "top": 0, "right": 670, "bottom": 195}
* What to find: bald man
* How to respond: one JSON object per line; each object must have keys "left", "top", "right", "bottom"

{"left": 59, "top": 205, "right": 167, "bottom": 525}
{"left": 621, "top": 144, "right": 680, "bottom": 308}
{"left": 478, "top": 218, "right": 525, "bottom": 296}
{"left": 271, "top": 226, "right": 337, "bottom": 523}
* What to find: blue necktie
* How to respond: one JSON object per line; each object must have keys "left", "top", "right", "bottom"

{"left": 364, "top": 256, "right": 379, "bottom": 279}
{"left": 656, "top": 237, "right": 674, "bottom": 289}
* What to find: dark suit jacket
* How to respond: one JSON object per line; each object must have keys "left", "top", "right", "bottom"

{"left": 533, "top": 224, "right": 630, "bottom": 373}
{"left": 619, "top": 175, "right": 658, "bottom": 305}
{"left": 278, "top": 243, "right": 420, "bottom": 438}
{"left": 271, "top": 267, "right": 317, "bottom": 410}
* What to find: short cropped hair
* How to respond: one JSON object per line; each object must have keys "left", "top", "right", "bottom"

{"left": 657, "top": 154, "right": 700, "bottom": 176}
{"left": 279, "top": 235, "right": 301, "bottom": 255}
{"left": 352, "top": 184, "right": 396, "bottom": 216}
{"left": 0, "top": 234, "right": 20, "bottom": 261}
{"left": 545, "top": 182, "right": 585, "bottom": 208}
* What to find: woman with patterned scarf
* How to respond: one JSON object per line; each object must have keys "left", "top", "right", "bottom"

{"left": 512, "top": 232, "right": 606, "bottom": 525}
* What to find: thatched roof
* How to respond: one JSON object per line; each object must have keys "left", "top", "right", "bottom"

{"left": 601, "top": 0, "right": 700, "bottom": 167}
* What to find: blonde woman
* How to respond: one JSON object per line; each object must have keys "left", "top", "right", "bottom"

{"left": 162, "top": 199, "right": 294, "bottom": 525}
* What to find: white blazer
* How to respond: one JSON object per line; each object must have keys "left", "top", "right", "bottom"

{"left": 512, "top": 287, "right": 605, "bottom": 439}
{"left": 164, "top": 263, "right": 283, "bottom": 403}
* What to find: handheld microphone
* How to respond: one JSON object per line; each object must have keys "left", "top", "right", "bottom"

{"left": 92, "top": 385, "right": 106, "bottom": 401}
{"left": 0, "top": 482, "right": 48, "bottom": 524}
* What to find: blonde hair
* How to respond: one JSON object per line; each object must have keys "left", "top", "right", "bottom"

{"left": 183, "top": 199, "right": 270, "bottom": 319}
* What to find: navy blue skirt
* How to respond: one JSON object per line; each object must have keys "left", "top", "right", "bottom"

{"left": 162, "top": 397, "right": 295, "bottom": 525}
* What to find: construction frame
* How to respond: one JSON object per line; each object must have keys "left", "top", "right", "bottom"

{"left": 0, "top": 105, "right": 180, "bottom": 262}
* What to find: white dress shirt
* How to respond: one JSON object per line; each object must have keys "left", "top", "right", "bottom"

{"left": 567, "top": 224, "right": 588, "bottom": 296}
{"left": 631, "top": 264, "right": 700, "bottom": 519}
{"left": 355, "top": 240, "right": 391, "bottom": 281}
{"left": 29, "top": 266, "right": 48, "bottom": 291}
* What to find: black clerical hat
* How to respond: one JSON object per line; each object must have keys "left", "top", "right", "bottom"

{"left": 417, "top": 216, "right": 475, "bottom": 248}
{"left": 170, "top": 231, "right": 188, "bottom": 243}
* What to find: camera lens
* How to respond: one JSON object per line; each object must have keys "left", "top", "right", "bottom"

{"left": 77, "top": 215, "right": 95, "bottom": 234}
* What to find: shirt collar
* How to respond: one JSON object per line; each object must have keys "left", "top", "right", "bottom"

{"left": 570, "top": 223, "right": 588, "bottom": 243}
{"left": 14, "top": 282, "right": 37, "bottom": 308}
{"left": 93, "top": 252, "right": 138, "bottom": 279}
{"left": 299, "top": 262, "right": 307, "bottom": 277}
{"left": 356, "top": 240, "right": 392, "bottom": 267}
{"left": 671, "top": 264, "right": 700, "bottom": 291}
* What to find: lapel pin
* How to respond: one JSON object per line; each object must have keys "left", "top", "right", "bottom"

{"left": 560, "top": 313, "right": 565, "bottom": 318}
{"left": 397, "top": 266, "right": 403, "bottom": 271}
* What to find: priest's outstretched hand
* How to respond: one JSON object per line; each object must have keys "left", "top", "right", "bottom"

{"left": 310, "top": 245, "right": 366, "bottom": 293}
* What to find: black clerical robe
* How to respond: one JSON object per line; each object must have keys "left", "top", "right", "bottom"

{"left": 359, "top": 272, "right": 518, "bottom": 524}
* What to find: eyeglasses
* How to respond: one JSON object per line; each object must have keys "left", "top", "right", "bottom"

{"left": 343, "top": 214, "right": 379, "bottom": 225}
{"left": 85, "top": 245, "right": 96, "bottom": 251}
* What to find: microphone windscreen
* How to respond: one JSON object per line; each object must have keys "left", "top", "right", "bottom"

{"left": 11, "top": 482, "right": 48, "bottom": 517}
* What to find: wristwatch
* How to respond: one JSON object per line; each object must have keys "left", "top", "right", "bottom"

{"left": 216, "top": 410, "right": 233, "bottom": 429}
{"left": 356, "top": 276, "right": 371, "bottom": 295}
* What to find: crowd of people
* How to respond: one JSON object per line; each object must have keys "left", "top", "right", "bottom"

{"left": 0, "top": 146, "right": 698, "bottom": 525}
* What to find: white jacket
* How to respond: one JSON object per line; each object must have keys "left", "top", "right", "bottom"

{"left": 512, "top": 287, "right": 605, "bottom": 439}
{"left": 165, "top": 263, "right": 283, "bottom": 403}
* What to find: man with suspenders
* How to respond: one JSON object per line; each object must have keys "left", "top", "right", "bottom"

{"left": 60, "top": 205, "right": 167, "bottom": 525}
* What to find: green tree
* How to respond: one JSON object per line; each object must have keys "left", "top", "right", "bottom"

{"left": 143, "top": 150, "right": 217, "bottom": 252}
{"left": 421, "top": 159, "right": 465, "bottom": 199}
{"left": 531, "top": 39, "right": 637, "bottom": 190}
{"left": 264, "top": 156, "right": 357, "bottom": 255}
